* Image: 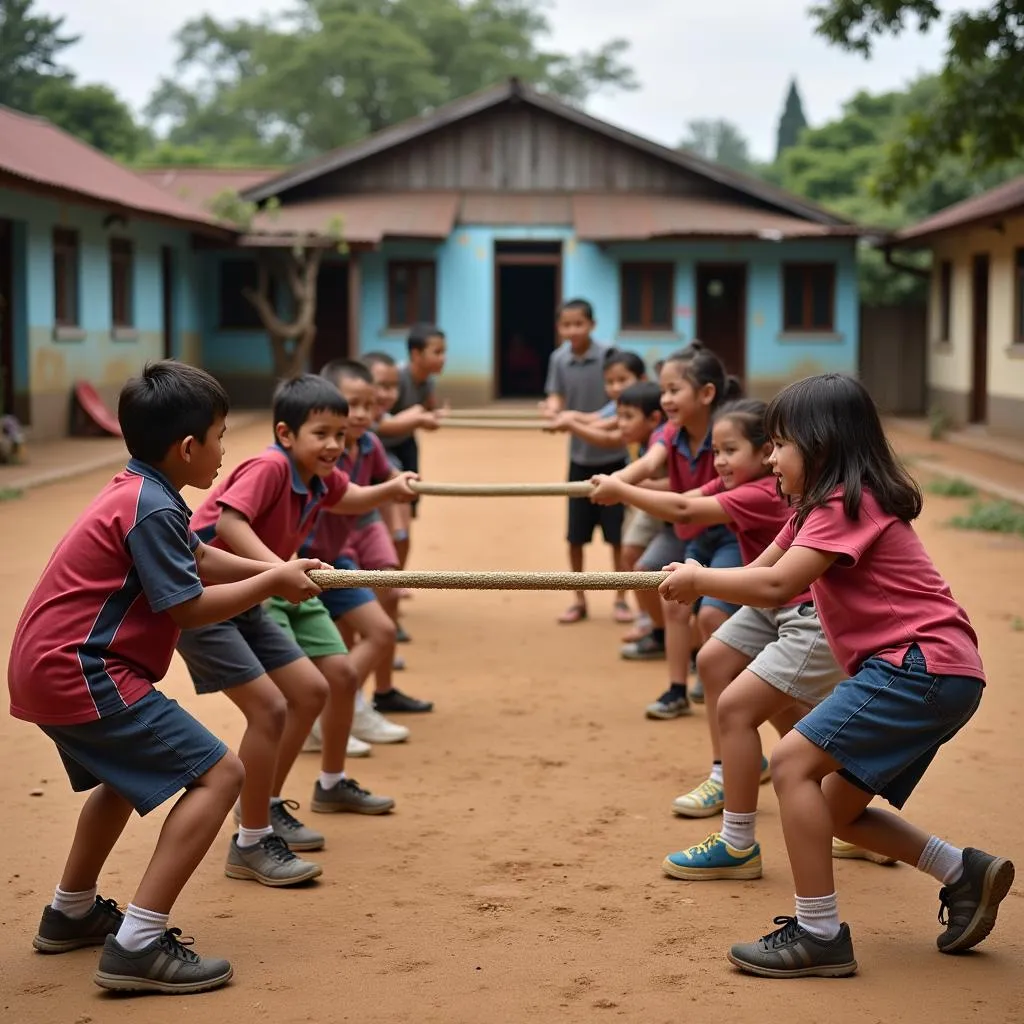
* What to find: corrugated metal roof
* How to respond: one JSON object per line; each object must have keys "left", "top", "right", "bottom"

{"left": 0, "top": 106, "right": 230, "bottom": 234}
{"left": 459, "top": 193, "right": 572, "bottom": 224}
{"left": 893, "top": 175, "right": 1024, "bottom": 244}
{"left": 572, "top": 195, "right": 862, "bottom": 241}
{"left": 138, "top": 167, "right": 280, "bottom": 210}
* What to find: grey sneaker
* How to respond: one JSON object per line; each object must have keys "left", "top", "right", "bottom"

{"left": 621, "top": 634, "right": 666, "bottom": 661}
{"left": 33, "top": 896, "right": 123, "bottom": 953}
{"left": 936, "top": 848, "right": 1015, "bottom": 954}
{"left": 224, "top": 834, "right": 323, "bottom": 887}
{"left": 728, "top": 916, "right": 858, "bottom": 978}
{"left": 270, "top": 799, "right": 325, "bottom": 851}
{"left": 310, "top": 778, "right": 396, "bottom": 815}
{"left": 645, "top": 688, "right": 691, "bottom": 720}
{"left": 94, "top": 929, "right": 232, "bottom": 994}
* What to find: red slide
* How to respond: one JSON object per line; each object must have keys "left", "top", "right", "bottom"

{"left": 73, "top": 380, "right": 123, "bottom": 437}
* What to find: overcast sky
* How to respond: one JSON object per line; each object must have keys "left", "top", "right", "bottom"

{"left": 50, "top": 0, "right": 954, "bottom": 160}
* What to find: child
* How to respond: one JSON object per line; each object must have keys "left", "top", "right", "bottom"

{"left": 176, "top": 375, "right": 417, "bottom": 887}
{"left": 9, "top": 361, "right": 324, "bottom": 993}
{"left": 590, "top": 344, "right": 742, "bottom": 717}
{"left": 659, "top": 373, "right": 1014, "bottom": 978}
{"left": 542, "top": 299, "right": 631, "bottom": 625}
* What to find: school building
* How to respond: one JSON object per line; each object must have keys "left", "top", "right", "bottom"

{"left": 2, "top": 79, "right": 866, "bottom": 439}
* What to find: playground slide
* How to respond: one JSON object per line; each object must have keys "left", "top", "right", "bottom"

{"left": 73, "top": 380, "right": 122, "bottom": 437}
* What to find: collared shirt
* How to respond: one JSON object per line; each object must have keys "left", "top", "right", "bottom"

{"left": 380, "top": 365, "right": 435, "bottom": 450}
{"left": 544, "top": 341, "right": 628, "bottom": 466}
{"left": 657, "top": 424, "right": 718, "bottom": 540}
{"left": 8, "top": 460, "right": 203, "bottom": 725}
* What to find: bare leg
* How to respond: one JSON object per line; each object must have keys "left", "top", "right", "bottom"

{"left": 662, "top": 596, "right": 693, "bottom": 684}
{"left": 375, "top": 586, "right": 400, "bottom": 630}
{"left": 394, "top": 506, "right": 412, "bottom": 569}
{"left": 58, "top": 785, "right": 135, "bottom": 892}
{"left": 340, "top": 601, "right": 397, "bottom": 696}
{"left": 312, "top": 654, "right": 358, "bottom": 775}
{"left": 634, "top": 587, "right": 664, "bottom": 630}
{"left": 695, "top": 639, "right": 751, "bottom": 761}
{"left": 569, "top": 543, "right": 585, "bottom": 612}
{"left": 268, "top": 659, "right": 329, "bottom": 798}
{"left": 225, "top": 677, "right": 287, "bottom": 829}
{"left": 696, "top": 604, "right": 730, "bottom": 645}
{"left": 611, "top": 543, "right": 628, "bottom": 606}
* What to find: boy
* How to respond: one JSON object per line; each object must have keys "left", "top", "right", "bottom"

{"left": 9, "top": 361, "right": 324, "bottom": 993}
{"left": 542, "top": 299, "right": 630, "bottom": 624}
{"left": 175, "top": 375, "right": 417, "bottom": 887}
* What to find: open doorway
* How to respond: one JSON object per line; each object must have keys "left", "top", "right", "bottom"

{"left": 313, "top": 260, "right": 349, "bottom": 371}
{"left": 495, "top": 242, "right": 561, "bottom": 399}
{"left": 970, "top": 253, "right": 989, "bottom": 424}
{"left": 0, "top": 219, "right": 13, "bottom": 417}
{"left": 696, "top": 263, "right": 747, "bottom": 383}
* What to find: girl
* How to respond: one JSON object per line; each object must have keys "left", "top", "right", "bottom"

{"left": 659, "top": 373, "right": 1014, "bottom": 978}
{"left": 590, "top": 343, "right": 742, "bottom": 719}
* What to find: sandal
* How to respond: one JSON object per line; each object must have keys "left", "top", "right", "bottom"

{"left": 558, "top": 603, "right": 588, "bottom": 624}
{"left": 613, "top": 600, "right": 634, "bottom": 624}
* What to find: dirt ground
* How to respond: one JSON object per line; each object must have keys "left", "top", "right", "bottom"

{"left": 2, "top": 420, "right": 1023, "bottom": 1024}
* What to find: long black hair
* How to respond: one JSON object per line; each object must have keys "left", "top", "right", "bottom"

{"left": 662, "top": 341, "right": 742, "bottom": 410}
{"left": 715, "top": 398, "right": 768, "bottom": 449}
{"left": 765, "top": 373, "right": 922, "bottom": 526}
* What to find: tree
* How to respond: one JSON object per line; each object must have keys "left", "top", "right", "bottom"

{"left": 775, "top": 78, "right": 808, "bottom": 159}
{"left": 812, "top": 1, "right": 1024, "bottom": 199}
{"left": 679, "top": 118, "right": 751, "bottom": 171}
{"left": 32, "top": 79, "right": 146, "bottom": 159}
{"left": 0, "top": 0, "right": 78, "bottom": 110}
{"left": 145, "top": 0, "right": 638, "bottom": 162}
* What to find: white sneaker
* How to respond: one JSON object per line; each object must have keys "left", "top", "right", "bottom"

{"left": 347, "top": 734, "right": 372, "bottom": 758}
{"left": 301, "top": 718, "right": 322, "bottom": 753}
{"left": 351, "top": 703, "right": 409, "bottom": 744}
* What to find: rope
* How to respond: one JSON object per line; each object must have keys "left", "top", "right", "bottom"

{"left": 309, "top": 569, "right": 670, "bottom": 591}
{"left": 446, "top": 408, "right": 547, "bottom": 420}
{"left": 440, "top": 418, "right": 550, "bottom": 431}
{"left": 409, "top": 480, "right": 594, "bottom": 497}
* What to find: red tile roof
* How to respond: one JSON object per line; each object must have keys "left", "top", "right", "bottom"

{"left": 138, "top": 167, "right": 281, "bottom": 210}
{"left": 894, "top": 175, "right": 1024, "bottom": 244}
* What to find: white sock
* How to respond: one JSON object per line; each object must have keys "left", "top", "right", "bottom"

{"left": 795, "top": 893, "right": 841, "bottom": 941}
{"left": 355, "top": 690, "right": 369, "bottom": 711}
{"left": 710, "top": 761, "right": 724, "bottom": 785}
{"left": 51, "top": 885, "right": 97, "bottom": 919}
{"left": 720, "top": 810, "right": 757, "bottom": 850}
{"left": 917, "top": 836, "right": 964, "bottom": 884}
{"left": 115, "top": 904, "right": 169, "bottom": 952}
{"left": 236, "top": 825, "right": 274, "bottom": 848}
{"left": 319, "top": 771, "right": 346, "bottom": 789}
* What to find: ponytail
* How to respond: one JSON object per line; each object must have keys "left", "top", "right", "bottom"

{"left": 662, "top": 342, "right": 742, "bottom": 410}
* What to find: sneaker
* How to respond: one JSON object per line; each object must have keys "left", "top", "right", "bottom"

{"left": 352, "top": 702, "right": 410, "bottom": 744}
{"left": 621, "top": 634, "right": 666, "bottom": 661}
{"left": 33, "top": 896, "right": 123, "bottom": 953}
{"left": 645, "top": 688, "right": 690, "bottom": 720}
{"left": 663, "top": 833, "right": 763, "bottom": 881}
{"left": 672, "top": 778, "right": 725, "bottom": 818}
{"left": 395, "top": 624, "right": 412, "bottom": 644}
{"left": 94, "top": 929, "right": 233, "bottom": 994}
{"left": 269, "top": 799, "right": 325, "bottom": 851}
{"left": 728, "top": 916, "right": 858, "bottom": 978}
{"left": 690, "top": 675, "right": 705, "bottom": 704}
{"left": 831, "top": 838, "right": 898, "bottom": 865}
{"left": 374, "top": 687, "right": 434, "bottom": 713}
{"left": 393, "top": 655, "right": 407, "bottom": 671}
{"left": 936, "top": 848, "right": 1015, "bottom": 954}
{"left": 348, "top": 734, "right": 372, "bottom": 757}
{"left": 310, "top": 777, "right": 396, "bottom": 815}
{"left": 224, "top": 834, "right": 323, "bottom": 887}
{"left": 302, "top": 717, "right": 322, "bottom": 753}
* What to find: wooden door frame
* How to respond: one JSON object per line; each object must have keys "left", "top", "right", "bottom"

{"left": 0, "top": 218, "right": 14, "bottom": 417}
{"left": 970, "top": 253, "right": 989, "bottom": 424}
{"left": 695, "top": 261, "right": 748, "bottom": 381}
{"left": 492, "top": 246, "right": 563, "bottom": 400}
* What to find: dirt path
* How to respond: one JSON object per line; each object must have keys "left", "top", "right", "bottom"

{"left": 2, "top": 422, "right": 1023, "bottom": 1023}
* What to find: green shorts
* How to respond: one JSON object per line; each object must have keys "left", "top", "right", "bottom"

{"left": 264, "top": 596, "right": 348, "bottom": 660}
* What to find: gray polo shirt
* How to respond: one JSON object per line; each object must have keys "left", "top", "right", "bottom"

{"left": 544, "top": 341, "right": 628, "bottom": 466}
{"left": 381, "top": 364, "right": 434, "bottom": 450}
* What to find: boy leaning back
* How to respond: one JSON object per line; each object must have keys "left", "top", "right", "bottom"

{"left": 8, "top": 362, "right": 324, "bottom": 994}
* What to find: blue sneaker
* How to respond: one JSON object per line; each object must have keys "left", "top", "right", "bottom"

{"left": 662, "top": 833, "right": 763, "bottom": 881}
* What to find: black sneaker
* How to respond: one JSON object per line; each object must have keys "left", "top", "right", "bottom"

{"left": 94, "top": 929, "right": 233, "bottom": 994}
{"left": 936, "top": 848, "right": 1015, "bottom": 953}
{"left": 728, "top": 916, "right": 858, "bottom": 978}
{"left": 395, "top": 625, "right": 412, "bottom": 644}
{"left": 645, "top": 688, "right": 690, "bottom": 720}
{"left": 33, "top": 896, "right": 123, "bottom": 953}
{"left": 374, "top": 687, "right": 434, "bottom": 713}
{"left": 621, "top": 634, "right": 666, "bottom": 661}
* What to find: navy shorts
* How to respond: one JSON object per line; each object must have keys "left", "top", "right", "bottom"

{"left": 39, "top": 689, "right": 227, "bottom": 816}
{"left": 568, "top": 459, "right": 627, "bottom": 546}
{"left": 795, "top": 644, "right": 984, "bottom": 809}
{"left": 176, "top": 604, "right": 305, "bottom": 694}
{"left": 318, "top": 555, "right": 377, "bottom": 619}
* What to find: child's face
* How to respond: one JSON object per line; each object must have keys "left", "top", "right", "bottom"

{"left": 659, "top": 361, "right": 707, "bottom": 428}
{"left": 370, "top": 363, "right": 400, "bottom": 415}
{"left": 768, "top": 436, "right": 806, "bottom": 498}
{"left": 276, "top": 409, "right": 347, "bottom": 480}
{"left": 712, "top": 417, "right": 771, "bottom": 491}
{"left": 616, "top": 404, "right": 658, "bottom": 446}
{"left": 185, "top": 415, "right": 226, "bottom": 490}
{"left": 557, "top": 308, "right": 594, "bottom": 351}
{"left": 411, "top": 336, "right": 447, "bottom": 376}
{"left": 339, "top": 376, "right": 376, "bottom": 439}
{"left": 603, "top": 363, "right": 639, "bottom": 403}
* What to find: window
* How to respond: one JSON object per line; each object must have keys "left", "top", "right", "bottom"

{"left": 1015, "top": 250, "right": 1024, "bottom": 344}
{"left": 782, "top": 263, "right": 835, "bottom": 332}
{"left": 110, "top": 238, "right": 134, "bottom": 328}
{"left": 938, "top": 259, "right": 953, "bottom": 341}
{"left": 218, "top": 259, "right": 271, "bottom": 330}
{"left": 53, "top": 228, "right": 80, "bottom": 327}
{"left": 387, "top": 261, "right": 436, "bottom": 327}
{"left": 620, "top": 263, "right": 674, "bottom": 330}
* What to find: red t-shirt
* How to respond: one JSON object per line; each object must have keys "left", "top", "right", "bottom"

{"left": 700, "top": 475, "right": 810, "bottom": 606}
{"left": 775, "top": 488, "right": 984, "bottom": 679}
{"left": 8, "top": 461, "right": 204, "bottom": 725}
{"left": 657, "top": 425, "right": 718, "bottom": 539}
{"left": 191, "top": 446, "right": 349, "bottom": 561}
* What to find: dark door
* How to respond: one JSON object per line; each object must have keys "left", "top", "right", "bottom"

{"left": 313, "top": 261, "right": 349, "bottom": 371}
{"left": 0, "top": 219, "right": 13, "bottom": 416}
{"left": 161, "top": 246, "right": 175, "bottom": 360}
{"left": 495, "top": 243, "right": 561, "bottom": 399}
{"left": 695, "top": 263, "right": 747, "bottom": 382}
{"left": 970, "top": 253, "right": 989, "bottom": 424}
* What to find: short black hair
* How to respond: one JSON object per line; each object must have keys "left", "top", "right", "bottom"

{"left": 408, "top": 324, "right": 444, "bottom": 353}
{"left": 617, "top": 381, "right": 663, "bottom": 419}
{"left": 362, "top": 351, "right": 395, "bottom": 371}
{"left": 559, "top": 298, "right": 594, "bottom": 321}
{"left": 604, "top": 348, "right": 646, "bottom": 378}
{"left": 118, "top": 360, "right": 229, "bottom": 464}
{"left": 272, "top": 374, "right": 348, "bottom": 436}
{"left": 320, "top": 359, "right": 372, "bottom": 386}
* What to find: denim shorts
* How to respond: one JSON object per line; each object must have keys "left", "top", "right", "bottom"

{"left": 317, "top": 556, "right": 377, "bottom": 619}
{"left": 795, "top": 644, "right": 984, "bottom": 809}
{"left": 264, "top": 596, "right": 348, "bottom": 660}
{"left": 39, "top": 689, "right": 228, "bottom": 815}
{"left": 176, "top": 604, "right": 305, "bottom": 694}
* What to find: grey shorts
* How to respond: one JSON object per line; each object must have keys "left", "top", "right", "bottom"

{"left": 176, "top": 604, "right": 306, "bottom": 695}
{"left": 623, "top": 508, "right": 662, "bottom": 550}
{"left": 712, "top": 602, "right": 844, "bottom": 706}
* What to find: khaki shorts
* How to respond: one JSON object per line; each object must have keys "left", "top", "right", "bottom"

{"left": 712, "top": 603, "right": 844, "bottom": 706}
{"left": 623, "top": 508, "right": 662, "bottom": 549}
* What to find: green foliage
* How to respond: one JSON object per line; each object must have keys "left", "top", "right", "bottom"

{"left": 1011, "top": 616, "right": 1024, "bottom": 632}
{"left": 0, "top": 0, "right": 79, "bottom": 110}
{"left": 948, "top": 501, "right": 1024, "bottom": 536}
{"left": 926, "top": 476, "right": 977, "bottom": 497}
{"left": 31, "top": 78, "right": 147, "bottom": 159}
{"left": 0, "top": 487, "right": 24, "bottom": 502}
{"left": 679, "top": 119, "right": 751, "bottom": 172}
{"left": 775, "top": 78, "right": 808, "bottom": 159}
{"left": 928, "top": 404, "right": 951, "bottom": 439}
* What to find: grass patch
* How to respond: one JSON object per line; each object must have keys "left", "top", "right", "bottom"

{"left": 1011, "top": 617, "right": 1024, "bottom": 633}
{"left": 948, "top": 500, "right": 1024, "bottom": 536}
{"left": 926, "top": 477, "right": 978, "bottom": 498}
{"left": 0, "top": 487, "right": 23, "bottom": 502}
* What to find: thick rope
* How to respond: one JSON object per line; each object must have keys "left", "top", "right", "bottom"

{"left": 309, "top": 569, "right": 669, "bottom": 591}
{"left": 409, "top": 480, "right": 594, "bottom": 497}
{"left": 440, "top": 418, "right": 549, "bottom": 431}
{"left": 446, "top": 408, "right": 547, "bottom": 420}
